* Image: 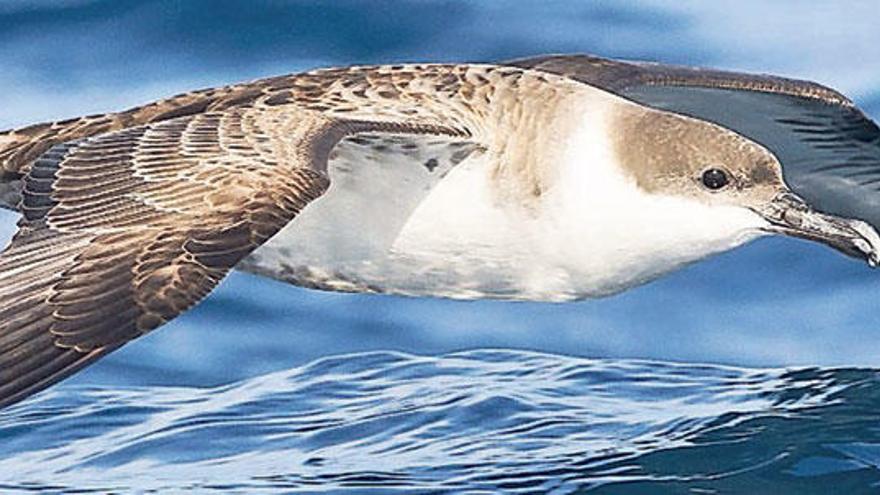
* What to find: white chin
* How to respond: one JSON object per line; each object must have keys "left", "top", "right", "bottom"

{"left": 547, "top": 197, "right": 771, "bottom": 298}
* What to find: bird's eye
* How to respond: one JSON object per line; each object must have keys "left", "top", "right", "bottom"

{"left": 701, "top": 168, "right": 729, "bottom": 190}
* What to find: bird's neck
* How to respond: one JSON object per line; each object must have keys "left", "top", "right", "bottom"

{"left": 388, "top": 94, "right": 770, "bottom": 300}
{"left": 528, "top": 98, "right": 769, "bottom": 298}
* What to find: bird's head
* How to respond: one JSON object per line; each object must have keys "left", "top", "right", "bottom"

{"left": 611, "top": 106, "right": 880, "bottom": 267}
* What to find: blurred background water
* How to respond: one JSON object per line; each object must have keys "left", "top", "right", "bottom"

{"left": 1, "top": 1, "right": 880, "bottom": 493}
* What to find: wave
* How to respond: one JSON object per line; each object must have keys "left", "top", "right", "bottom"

{"left": 2, "top": 350, "right": 879, "bottom": 493}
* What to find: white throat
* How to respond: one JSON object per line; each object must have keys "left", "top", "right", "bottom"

{"left": 529, "top": 101, "right": 769, "bottom": 297}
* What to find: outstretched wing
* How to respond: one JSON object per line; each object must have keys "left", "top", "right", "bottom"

{"left": 512, "top": 54, "right": 880, "bottom": 231}
{"left": 0, "top": 110, "right": 332, "bottom": 409}
{"left": 0, "top": 63, "right": 562, "bottom": 409}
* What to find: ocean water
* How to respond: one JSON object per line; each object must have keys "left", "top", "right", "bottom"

{"left": 1, "top": 1, "right": 880, "bottom": 493}
{"left": 4, "top": 351, "right": 880, "bottom": 494}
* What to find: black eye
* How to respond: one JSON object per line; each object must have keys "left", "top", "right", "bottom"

{"left": 701, "top": 168, "right": 729, "bottom": 190}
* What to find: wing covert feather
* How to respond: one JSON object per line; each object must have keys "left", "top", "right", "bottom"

{"left": 0, "top": 108, "right": 331, "bottom": 409}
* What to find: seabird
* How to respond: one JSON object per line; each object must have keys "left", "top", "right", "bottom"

{"left": 0, "top": 54, "right": 879, "bottom": 409}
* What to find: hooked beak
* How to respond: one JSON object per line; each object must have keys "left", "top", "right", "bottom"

{"left": 756, "top": 192, "right": 880, "bottom": 267}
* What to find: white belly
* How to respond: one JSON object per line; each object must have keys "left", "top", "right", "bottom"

{"left": 243, "top": 135, "right": 565, "bottom": 300}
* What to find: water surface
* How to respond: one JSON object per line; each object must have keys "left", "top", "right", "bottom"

{"left": 4, "top": 351, "right": 880, "bottom": 493}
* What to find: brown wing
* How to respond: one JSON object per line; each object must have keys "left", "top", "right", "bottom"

{"left": 0, "top": 82, "right": 276, "bottom": 178}
{"left": 0, "top": 66, "right": 476, "bottom": 211}
{"left": 0, "top": 75, "right": 328, "bottom": 211}
{"left": 0, "top": 63, "right": 572, "bottom": 409}
{"left": 0, "top": 109, "right": 332, "bottom": 409}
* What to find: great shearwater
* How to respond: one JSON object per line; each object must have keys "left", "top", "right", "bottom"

{"left": 0, "top": 54, "right": 879, "bottom": 409}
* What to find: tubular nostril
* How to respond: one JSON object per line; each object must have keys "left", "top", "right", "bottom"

{"left": 782, "top": 208, "right": 805, "bottom": 228}
{"left": 776, "top": 192, "right": 811, "bottom": 212}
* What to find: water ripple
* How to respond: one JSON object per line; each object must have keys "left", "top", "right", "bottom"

{"left": 2, "top": 350, "right": 879, "bottom": 493}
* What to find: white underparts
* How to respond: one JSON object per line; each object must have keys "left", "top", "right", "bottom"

{"left": 243, "top": 95, "right": 768, "bottom": 301}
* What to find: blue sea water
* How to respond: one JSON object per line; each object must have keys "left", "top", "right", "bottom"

{"left": 5, "top": 350, "right": 880, "bottom": 494}
{"left": 1, "top": 1, "right": 880, "bottom": 493}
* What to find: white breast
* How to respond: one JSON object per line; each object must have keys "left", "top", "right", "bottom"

{"left": 533, "top": 105, "right": 770, "bottom": 297}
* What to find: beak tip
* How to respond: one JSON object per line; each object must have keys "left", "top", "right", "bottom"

{"left": 849, "top": 220, "right": 880, "bottom": 268}
{"left": 759, "top": 194, "right": 880, "bottom": 268}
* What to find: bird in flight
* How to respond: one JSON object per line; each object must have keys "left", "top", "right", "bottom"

{"left": 0, "top": 54, "right": 878, "bottom": 409}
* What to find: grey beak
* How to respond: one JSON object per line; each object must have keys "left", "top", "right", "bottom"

{"left": 757, "top": 192, "right": 880, "bottom": 267}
